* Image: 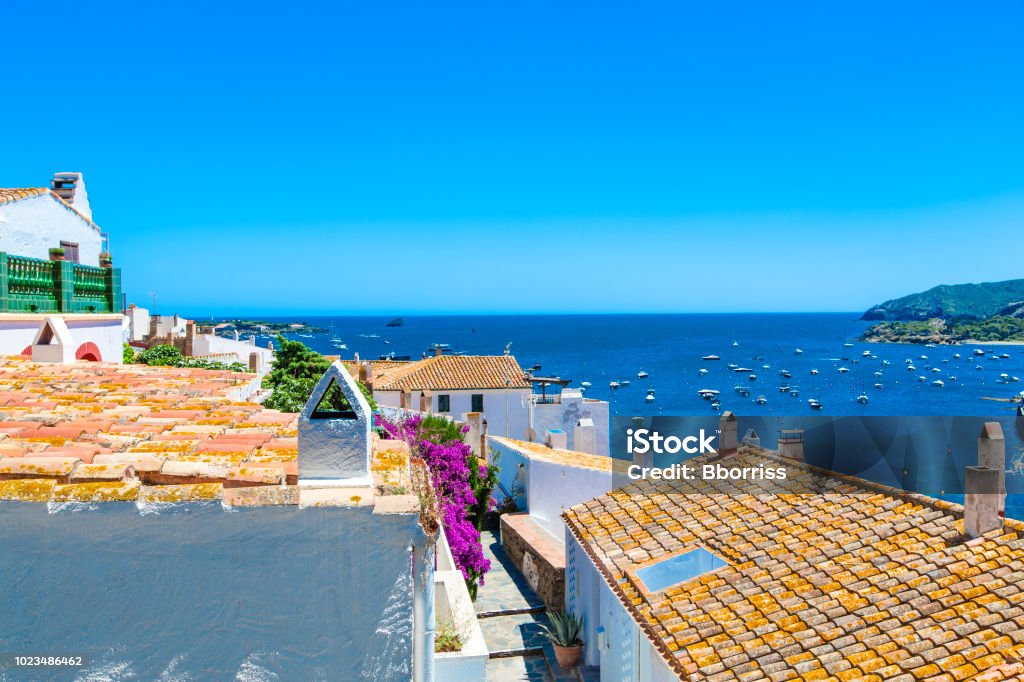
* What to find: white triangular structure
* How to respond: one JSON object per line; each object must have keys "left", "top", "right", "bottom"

{"left": 298, "top": 360, "right": 373, "bottom": 485}
{"left": 31, "top": 316, "right": 76, "bottom": 364}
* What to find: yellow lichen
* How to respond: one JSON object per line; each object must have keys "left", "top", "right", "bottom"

{"left": 0, "top": 478, "right": 56, "bottom": 502}
{"left": 51, "top": 481, "right": 141, "bottom": 503}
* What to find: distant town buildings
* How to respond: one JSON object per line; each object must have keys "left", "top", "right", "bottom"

{"left": 351, "top": 349, "right": 610, "bottom": 455}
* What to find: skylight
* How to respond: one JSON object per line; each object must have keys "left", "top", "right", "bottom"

{"left": 635, "top": 547, "right": 726, "bottom": 593}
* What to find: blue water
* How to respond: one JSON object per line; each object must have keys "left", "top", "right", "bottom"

{"left": 215, "top": 312, "right": 1024, "bottom": 517}
{"left": 224, "top": 313, "right": 1024, "bottom": 417}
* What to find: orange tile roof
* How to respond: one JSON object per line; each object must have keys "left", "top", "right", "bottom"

{"left": 0, "top": 187, "right": 48, "bottom": 204}
{"left": 0, "top": 356, "right": 416, "bottom": 507}
{"left": 0, "top": 186, "right": 101, "bottom": 232}
{"left": 563, "top": 447, "right": 1024, "bottom": 680}
{"left": 371, "top": 354, "right": 530, "bottom": 391}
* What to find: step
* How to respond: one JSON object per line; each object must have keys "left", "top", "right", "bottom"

{"left": 477, "top": 604, "right": 547, "bottom": 619}
{"left": 486, "top": 653, "right": 550, "bottom": 681}
{"left": 480, "top": 611, "right": 550, "bottom": 658}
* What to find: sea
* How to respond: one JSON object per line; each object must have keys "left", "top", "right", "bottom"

{"left": 226, "top": 312, "right": 1024, "bottom": 516}
{"left": 235, "top": 312, "right": 1024, "bottom": 418}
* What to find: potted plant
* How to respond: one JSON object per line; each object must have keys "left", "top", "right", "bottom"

{"left": 99, "top": 252, "right": 113, "bottom": 268}
{"left": 49, "top": 247, "right": 64, "bottom": 261}
{"left": 539, "top": 609, "right": 585, "bottom": 668}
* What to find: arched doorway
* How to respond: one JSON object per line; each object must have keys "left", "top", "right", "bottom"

{"left": 76, "top": 342, "right": 102, "bottom": 362}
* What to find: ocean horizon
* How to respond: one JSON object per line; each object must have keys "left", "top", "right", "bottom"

{"left": 192, "top": 312, "right": 1023, "bottom": 418}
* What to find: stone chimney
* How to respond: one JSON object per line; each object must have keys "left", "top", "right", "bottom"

{"left": 51, "top": 172, "right": 92, "bottom": 220}
{"left": 718, "top": 412, "right": 738, "bottom": 456}
{"left": 965, "top": 422, "right": 1006, "bottom": 538}
{"left": 778, "top": 429, "right": 804, "bottom": 461}
{"left": 434, "top": 346, "right": 443, "bottom": 357}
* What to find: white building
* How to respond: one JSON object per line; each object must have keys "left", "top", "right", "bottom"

{"left": 527, "top": 382, "right": 610, "bottom": 456}
{"left": 1, "top": 173, "right": 125, "bottom": 364}
{"left": 0, "top": 174, "right": 103, "bottom": 266}
{"left": 370, "top": 354, "right": 533, "bottom": 440}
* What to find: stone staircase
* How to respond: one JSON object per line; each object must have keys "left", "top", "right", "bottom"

{"left": 476, "top": 529, "right": 599, "bottom": 682}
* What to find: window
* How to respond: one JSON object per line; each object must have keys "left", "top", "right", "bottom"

{"left": 60, "top": 241, "right": 80, "bottom": 263}
{"left": 437, "top": 394, "right": 451, "bottom": 413}
{"left": 635, "top": 547, "right": 726, "bottom": 593}
{"left": 471, "top": 394, "right": 484, "bottom": 413}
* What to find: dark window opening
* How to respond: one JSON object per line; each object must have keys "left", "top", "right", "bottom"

{"left": 310, "top": 378, "right": 357, "bottom": 419}
{"left": 438, "top": 394, "right": 451, "bottom": 413}
{"left": 60, "top": 241, "right": 80, "bottom": 263}
{"left": 471, "top": 394, "right": 484, "bottom": 413}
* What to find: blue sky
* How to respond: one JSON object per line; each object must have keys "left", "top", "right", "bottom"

{"left": 3, "top": 1, "right": 1023, "bottom": 315}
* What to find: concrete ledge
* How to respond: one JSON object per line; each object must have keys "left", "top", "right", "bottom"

{"left": 500, "top": 512, "right": 566, "bottom": 611}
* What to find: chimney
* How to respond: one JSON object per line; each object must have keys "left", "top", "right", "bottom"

{"left": 965, "top": 422, "right": 1006, "bottom": 538}
{"left": 545, "top": 429, "right": 568, "bottom": 450}
{"left": 297, "top": 360, "right": 373, "bottom": 484}
{"left": 778, "top": 429, "right": 804, "bottom": 461}
{"left": 434, "top": 346, "right": 443, "bottom": 357}
{"left": 718, "top": 411, "right": 738, "bottom": 456}
{"left": 742, "top": 428, "right": 760, "bottom": 448}
{"left": 51, "top": 172, "right": 92, "bottom": 220}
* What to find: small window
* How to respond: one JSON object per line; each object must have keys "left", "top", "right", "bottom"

{"left": 471, "top": 394, "right": 484, "bottom": 413}
{"left": 437, "top": 395, "right": 451, "bottom": 413}
{"left": 60, "top": 241, "right": 80, "bottom": 263}
{"left": 635, "top": 547, "right": 726, "bottom": 593}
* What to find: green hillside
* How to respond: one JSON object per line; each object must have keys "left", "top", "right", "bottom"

{"left": 862, "top": 279, "right": 1024, "bottom": 321}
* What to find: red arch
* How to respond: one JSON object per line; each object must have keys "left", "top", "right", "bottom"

{"left": 76, "top": 342, "right": 102, "bottom": 362}
{"left": 20, "top": 345, "right": 31, "bottom": 357}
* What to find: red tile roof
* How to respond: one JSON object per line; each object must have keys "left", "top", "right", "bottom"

{"left": 371, "top": 354, "right": 530, "bottom": 391}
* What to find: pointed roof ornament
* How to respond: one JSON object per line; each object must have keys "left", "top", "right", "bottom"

{"left": 31, "top": 316, "right": 76, "bottom": 364}
{"left": 298, "top": 360, "right": 373, "bottom": 485}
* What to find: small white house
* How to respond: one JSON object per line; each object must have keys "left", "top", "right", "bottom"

{"left": 0, "top": 174, "right": 103, "bottom": 266}
{"left": 370, "top": 354, "right": 533, "bottom": 440}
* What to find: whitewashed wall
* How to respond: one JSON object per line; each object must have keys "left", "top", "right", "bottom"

{"left": 527, "top": 456, "right": 612, "bottom": 539}
{"left": 376, "top": 389, "right": 531, "bottom": 440}
{"left": 0, "top": 315, "right": 125, "bottom": 363}
{"left": 529, "top": 391, "right": 611, "bottom": 456}
{"left": 0, "top": 193, "right": 103, "bottom": 266}
{"left": 192, "top": 333, "right": 274, "bottom": 375}
{"left": 489, "top": 438, "right": 613, "bottom": 540}
{"left": 0, "top": 501, "right": 428, "bottom": 681}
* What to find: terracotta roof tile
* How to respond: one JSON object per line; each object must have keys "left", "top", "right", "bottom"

{"left": 563, "top": 447, "right": 1024, "bottom": 680}
{"left": 371, "top": 354, "right": 530, "bottom": 391}
{"left": 0, "top": 356, "right": 417, "bottom": 509}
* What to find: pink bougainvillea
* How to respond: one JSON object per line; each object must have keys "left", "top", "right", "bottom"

{"left": 376, "top": 413, "right": 492, "bottom": 596}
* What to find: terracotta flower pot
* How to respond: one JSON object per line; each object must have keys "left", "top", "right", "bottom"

{"left": 553, "top": 643, "right": 583, "bottom": 668}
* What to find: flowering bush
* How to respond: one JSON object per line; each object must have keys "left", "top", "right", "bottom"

{"left": 376, "top": 413, "right": 495, "bottom": 598}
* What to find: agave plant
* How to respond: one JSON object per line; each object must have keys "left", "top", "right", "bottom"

{"left": 539, "top": 610, "right": 584, "bottom": 647}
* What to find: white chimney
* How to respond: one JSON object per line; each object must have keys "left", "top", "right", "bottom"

{"left": 51, "top": 172, "right": 92, "bottom": 220}
{"left": 778, "top": 429, "right": 804, "bottom": 461}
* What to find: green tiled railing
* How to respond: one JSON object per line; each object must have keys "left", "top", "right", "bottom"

{"left": 0, "top": 252, "right": 122, "bottom": 314}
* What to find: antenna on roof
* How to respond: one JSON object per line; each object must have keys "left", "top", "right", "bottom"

{"left": 504, "top": 342, "right": 512, "bottom": 356}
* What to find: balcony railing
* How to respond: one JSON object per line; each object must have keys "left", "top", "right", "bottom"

{"left": 0, "top": 252, "right": 121, "bottom": 314}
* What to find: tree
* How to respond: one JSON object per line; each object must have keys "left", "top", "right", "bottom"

{"left": 262, "top": 335, "right": 376, "bottom": 412}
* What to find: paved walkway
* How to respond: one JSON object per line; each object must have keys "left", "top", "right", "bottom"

{"left": 476, "top": 528, "right": 600, "bottom": 682}
{"left": 477, "top": 528, "right": 551, "bottom": 681}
